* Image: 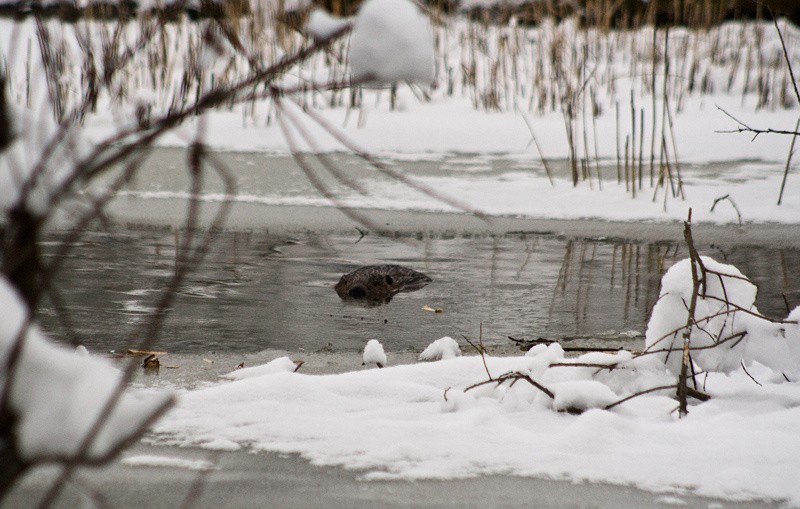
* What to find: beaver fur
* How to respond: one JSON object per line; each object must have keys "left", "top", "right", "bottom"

{"left": 334, "top": 264, "right": 432, "bottom": 305}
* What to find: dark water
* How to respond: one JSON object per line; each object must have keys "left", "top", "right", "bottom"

{"left": 38, "top": 227, "right": 800, "bottom": 355}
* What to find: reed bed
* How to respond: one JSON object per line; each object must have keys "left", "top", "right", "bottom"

{"left": 3, "top": 6, "right": 798, "bottom": 197}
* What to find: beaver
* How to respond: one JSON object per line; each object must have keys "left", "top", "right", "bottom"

{"left": 334, "top": 264, "right": 432, "bottom": 305}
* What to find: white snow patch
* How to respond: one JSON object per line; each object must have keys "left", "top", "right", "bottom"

{"left": 222, "top": 356, "right": 298, "bottom": 380}
{"left": 152, "top": 350, "right": 800, "bottom": 505}
{"left": 363, "top": 339, "right": 387, "bottom": 367}
{"left": 418, "top": 336, "right": 461, "bottom": 361}
{"left": 645, "top": 256, "right": 800, "bottom": 376}
{"left": 349, "top": 0, "right": 435, "bottom": 85}
{"left": 305, "top": 9, "right": 352, "bottom": 41}
{"left": 551, "top": 380, "right": 619, "bottom": 412}
{"left": 121, "top": 454, "right": 215, "bottom": 471}
{"left": 654, "top": 495, "right": 687, "bottom": 505}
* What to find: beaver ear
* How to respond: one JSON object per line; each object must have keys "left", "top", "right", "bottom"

{"left": 385, "top": 275, "right": 394, "bottom": 286}
{"left": 349, "top": 286, "right": 366, "bottom": 299}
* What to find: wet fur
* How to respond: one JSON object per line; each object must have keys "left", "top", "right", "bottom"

{"left": 334, "top": 264, "right": 432, "bottom": 305}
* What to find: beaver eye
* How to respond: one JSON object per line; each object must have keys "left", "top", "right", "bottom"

{"left": 385, "top": 275, "right": 393, "bottom": 285}
{"left": 349, "top": 287, "right": 366, "bottom": 299}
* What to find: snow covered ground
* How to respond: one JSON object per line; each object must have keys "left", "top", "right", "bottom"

{"left": 150, "top": 341, "right": 800, "bottom": 505}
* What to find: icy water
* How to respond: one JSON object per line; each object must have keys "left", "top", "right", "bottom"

{"left": 39, "top": 226, "right": 800, "bottom": 356}
{"left": 35, "top": 148, "right": 800, "bottom": 357}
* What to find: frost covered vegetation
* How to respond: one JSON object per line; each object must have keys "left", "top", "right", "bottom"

{"left": 1, "top": 0, "right": 800, "bottom": 505}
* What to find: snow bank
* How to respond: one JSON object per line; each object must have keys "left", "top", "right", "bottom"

{"left": 0, "top": 278, "right": 172, "bottom": 461}
{"left": 153, "top": 346, "right": 800, "bottom": 504}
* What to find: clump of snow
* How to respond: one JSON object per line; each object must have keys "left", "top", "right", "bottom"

{"left": 305, "top": 9, "right": 352, "bottom": 42}
{"left": 349, "top": 0, "right": 435, "bottom": 85}
{"left": 645, "top": 256, "right": 785, "bottom": 373}
{"left": 222, "top": 356, "right": 297, "bottom": 380}
{"left": 0, "top": 277, "right": 172, "bottom": 461}
{"left": 362, "top": 339, "right": 387, "bottom": 367}
{"left": 418, "top": 336, "right": 461, "bottom": 361}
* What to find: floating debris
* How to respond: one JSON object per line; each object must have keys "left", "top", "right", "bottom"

{"left": 422, "top": 305, "right": 443, "bottom": 313}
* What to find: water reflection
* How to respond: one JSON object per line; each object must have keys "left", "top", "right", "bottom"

{"left": 38, "top": 228, "right": 799, "bottom": 354}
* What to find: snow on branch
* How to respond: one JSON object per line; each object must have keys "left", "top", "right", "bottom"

{"left": 0, "top": 278, "right": 173, "bottom": 472}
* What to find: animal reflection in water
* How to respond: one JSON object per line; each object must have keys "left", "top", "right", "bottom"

{"left": 334, "top": 264, "right": 432, "bottom": 306}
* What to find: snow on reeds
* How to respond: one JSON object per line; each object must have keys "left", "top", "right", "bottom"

{"left": 2, "top": 11, "right": 797, "bottom": 194}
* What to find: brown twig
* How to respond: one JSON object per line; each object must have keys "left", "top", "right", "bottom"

{"left": 715, "top": 105, "right": 800, "bottom": 139}
{"left": 710, "top": 194, "right": 743, "bottom": 225}
{"left": 678, "top": 209, "right": 701, "bottom": 417}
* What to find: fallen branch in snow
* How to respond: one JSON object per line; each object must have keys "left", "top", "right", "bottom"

{"left": 464, "top": 371, "right": 555, "bottom": 400}
{"left": 508, "top": 336, "right": 625, "bottom": 353}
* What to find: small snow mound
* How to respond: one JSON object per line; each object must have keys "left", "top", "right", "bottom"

{"left": 222, "top": 356, "right": 298, "bottom": 380}
{"left": 525, "top": 342, "right": 564, "bottom": 362}
{"left": 645, "top": 257, "right": 800, "bottom": 377}
{"left": 551, "top": 380, "right": 619, "bottom": 412}
{"left": 362, "top": 339, "right": 387, "bottom": 367}
{"left": 645, "top": 256, "right": 756, "bottom": 374}
{"left": 349, "top": 0, "right": 435, "bottom": 85}
{"left": 305, "top": 9, "right": 352, "bottom": 41}
{"left": 418, "top": 336, "right": 461, "bottom": 361}
{"left": 575, "top": 349, "right": 633, "bottom": 366}
{"left": 74, "top": 345, "right": 90, "bottom": 357}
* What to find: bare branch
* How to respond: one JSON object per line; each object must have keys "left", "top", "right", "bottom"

{"left": 715, "top": 105, "right": 800, "bottom": 138}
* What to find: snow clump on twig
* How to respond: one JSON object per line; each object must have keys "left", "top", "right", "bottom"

{"left": 349, "top": 0, "right": 435, "bottom": 85}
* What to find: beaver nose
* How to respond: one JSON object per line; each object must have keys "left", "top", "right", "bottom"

{"left": 348, "top": 286, "right": 367, "bottom": 299}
